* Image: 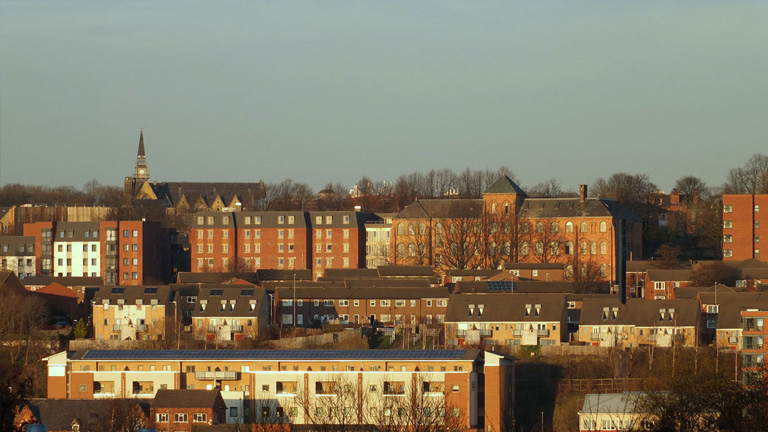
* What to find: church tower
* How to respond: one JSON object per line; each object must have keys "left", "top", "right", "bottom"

{"left": 135, "top": 129, "right": 149, "bottom": 181}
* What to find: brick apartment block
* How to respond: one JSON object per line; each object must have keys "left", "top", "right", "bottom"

{"left": 190, "top": 210, "right": 380, "bottom": 279}
{"left": 23, "top": 220, "right": 173, "bottom": 285}
{"left": 723, "top": 194, "right": 768, "bottom": 261}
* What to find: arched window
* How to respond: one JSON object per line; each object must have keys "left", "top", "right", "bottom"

{"left": 535, "top": 242, "right": 544, "bottom": 256}
{"left": 550, "top": 222, "right": 559, "bottom": 233}
{"left": 502, "top": 241, "right": 511, "bottom": 256}
{"left": 490, "top": 222, "right": 498, "bottom": 234}
{"left": 489, "top": 241, "right": 497, "bottom": 256}
{"left": 600, "top": 221, "right": 607, "bottom": 233}
{"left": 590, "top": 242, "right": 597, "bottom": 255}
{"left": 600, "top": 241, "right": 607, "bottom": 255}
{"left": 397, "top": 223, "right": 405, "bottom": 235}
{"left": 580, "top": 264, "right": 588, "bottom": 277}
{"left": 580, "top": 222, "right": 588, "bottom": 233}
{"left": 397, "top": 243, "right": 406, "bottom": 258}
{"left": 549, "top": 241, "right": 559, "bottom": 255}
{"left": 418, "top": 222, "right": 427, "bottom": 235}
{"left": 449, "top": 223, "right": 457, "bottom": 234}
{"left": 408, "top": 243, "right": 416, "bottom": 257}
{"left": 565, "top": 222, "right": 574, "bottom": 233}
{"left": 408, "top": 223, "right": 415, "bottom": 235}
{"left": 491, "top": 203, "right": 497, "bottom": 214}
{"left": 565, "top": 265, "right": 574, "bottom": 278}
{"left": 473, "top": 223, "right": 481, "bottom": 234}
{"left": 435, "top": 223, "right": 443, "bottom": 246}
{"left": 565, "top": 241, "right": 574, "bottom": 255}
{"left": 504, "top": 202, "right": 510, "bottom": 214}
{"left": 502, "top": 222, "right": 511, "bottom": 233}
{"left": 580, "top": 242, "right": 588, "bottom": 255}
{"left": 520, "top": 241, "right": 530, "bottom": 256}
{"left": 599, "top": 263, "right": 607, "bottom": 278}
{"left": 521, "top": 222, "right": 530, "bottom": 234}
{"left": 535, "top": 222, "right": 544, "bottom": 233}
{"left": 590, "top": 223, "right": 596, "bottom": 233}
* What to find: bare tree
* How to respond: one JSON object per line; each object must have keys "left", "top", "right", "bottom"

{"left": 433, "top": 207, "right": 485, "bottom": 270}
{"left": 295, "top": 374, "right": 369, "bottom": 432}
{"left": 674, "top": 175, "right": 711, "bottom": 202}
{"left": 372, "top": 374, "right": 466, "bottom": 432}
{"left": 723, "top": 153, "right": 768, "bottom": 194}
{"left": 526, "top": 178, "right": 564, "bottom": 198}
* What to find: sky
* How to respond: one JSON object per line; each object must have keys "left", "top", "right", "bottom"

{"left": 1, "top": 1, "right": 766, "bottom": 194}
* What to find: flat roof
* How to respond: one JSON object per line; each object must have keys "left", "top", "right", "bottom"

{"left": 79, "top": 349, "right": 477, "bottom": 361}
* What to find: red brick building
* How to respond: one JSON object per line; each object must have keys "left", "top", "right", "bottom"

{"left": 723, "top": 194, "right": 768, "bottom": 261}
{"left": 190, "top": 210, "right": 379, "bottom": 279}
{"left": 151, "top": 389, "right": 227, "bottom": 431}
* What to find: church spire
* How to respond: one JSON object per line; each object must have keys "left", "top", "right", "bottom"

{"left": 138, "top": 129, "right": 146, "bottom": 157}
{"left": 135, "top": 129, "right": 149, "bottom": 181}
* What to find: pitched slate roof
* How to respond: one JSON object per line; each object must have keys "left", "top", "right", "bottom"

{"left": 93, "top": 285, "right": 173, "bottom": 305}
{"left": 177, "top": 272, "right": 259, "bottom": 285}
{"left": 21, "top": 276, "right": 104, "bottom": 287}
{"left": 24, "top": 399, "right": 149, "bottom": 432}
{"left": 646, "top": 269, "right": 693, "bottom": 282}
{"left": 344, "top": 278, "right": 433, "bottom": 289}
{"left": 445, "top": 269, "right": 503, "bottom": 278}
{"left": 519, "top": 198, "right": 641, "bottom": 221}
{"left": 257, "top": 269, "right": 313, "bottom": 282}
{"left": 445, "top": 293, "right": 566, "bottom": 323}
{"left": 698, "top": 292, "right": 768, "bottom": 329}
{"left": 275, "top": 286, "right": 450, "bottom": 300}
{"left": 149, "top": 182, "right": 265, "bottom": 208}
{"left": 504, "top": 262, "right": 564, "bottom": 270}
{"left": 153, "top": 389, "right": 224, "bottom": 408}
{"left": 377, "top": 266, "right": 435, "bottom": 277}
{"left": 579, "top": 393, "right": 643, "bottom": 415}
{"left": 396, "top": 199, "right": 484, "bottom": 219}
{"left": 195, "top": 286, "right": 266, "bottom": 318}
{"left": 484, "top": 175, "right": 527, "bottom": 195}
{"left": 78, "top": 349, "right": 480, "bottom": 361}
{"left": 325, "top": 269, "right": 380, "bottom": 278}
{"left": 580, "top": 298, "right": 699, "bottom": 327}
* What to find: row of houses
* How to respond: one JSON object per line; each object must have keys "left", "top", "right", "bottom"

{"left": 40, "top": 349, "right": 515, "bottom": 432}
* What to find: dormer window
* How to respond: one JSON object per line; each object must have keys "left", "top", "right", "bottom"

{"left": 612, "top": 307, "right": 618, "bottom": 320}
{"left": 659, "top": 309, "right": 666, "bottom": 321}
{"left": 525, "top": 304, "right": 532, "bottom": 317}
{"left": 668, "top": 308, "right": 675, "bottom": 322}
{"left": 468, "top": 304, "right": 475, "bottom": 316}
{"left": 230, "top": 300, "right": 236, "bottom": 311}
{"left": 151, "top": 299, "right": 158, "bottom": 306}
{"left": 602, "top": 307, "right": 609, "bottom": 321}
{"left": 136, "top": 299, "right": 143, "bottom": 307}
{"left": 534, "top": 304, "right": 541, "bottom": 317}
{"left": 478, "top": 304, "right": 484, "bottom": 316}
{"left": 117, "top": 299, "right": 125, "bottom": 305}
{"left": 249, "top": 300, "right": 256, "bottom": 312}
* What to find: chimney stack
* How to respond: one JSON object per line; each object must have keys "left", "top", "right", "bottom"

{"left": 579, "top": 184, "right": 588, "bottom": 202}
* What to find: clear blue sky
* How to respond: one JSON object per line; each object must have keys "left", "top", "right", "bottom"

{"left": 1, "top": 1, "right": 766, "bottom": 193}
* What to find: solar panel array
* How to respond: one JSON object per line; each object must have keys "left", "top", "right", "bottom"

{"left": 81, "top": 349, "right": 469, "bottom": 361}
{"left": 110, "top": 288, "right": 125, "bottom": 295}
{"left": 487, "top": 281, "right": 514, "bottom": 292}
{"left": 240, "top": 289, "right": 255, "bottom": 296}
{"left": 209, "top": 289, "right": 224, "bottom": 296}
{"left": 143, "top": 287, "right": 158, "bottom": 294}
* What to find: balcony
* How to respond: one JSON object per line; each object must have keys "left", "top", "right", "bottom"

{"left": 537, "top": 329, "right": 550, "bottom": 337}
{"left": 112, "top": 325, "right": 121, "bottom": 332}
{"left": 455, "top": 330, "right": 466, "bottom": 337}
{"left": 231, "top": 325, "right": 243, "bottom": 332}
{"left": 513, "top": 329, "right": 523, "bottom": 337}
{"left": 207, "top": 326, "right": 216, "bottom": 333}
{"left": 137, "top": 324, "right": 148, "bottom": 332}
{"left": 590, "top": 334, "right": 601, "bottom": 341}
{"left": 479, "top": 329, "right": 492, "bottom": 337}
{"left": 194, "top": 371, "right": 240, "bottom": 381}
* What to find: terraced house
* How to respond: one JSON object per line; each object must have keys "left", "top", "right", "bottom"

{"left": 444, "top": 293, "right": 568, "bottom": 347}
{"left": 192, "top": 285, "right": 270, "bottom": 340}
{"left": 578, "top": 298, "right": 700, "bottom": 348}
{"left": 92, "top": 285, "right": 180, "bottom": 341}
{"left": 391, "top": 176, "right": 641, "bottom": 284}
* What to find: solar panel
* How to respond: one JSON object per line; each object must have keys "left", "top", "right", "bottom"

{"left": 110, "top": 288, "right": 125, "bottom": 295}
{"left": 210, "top": 289, "right": 224, "bottom": 296}
{"left": 240, "top": 289, "right": 254, "bottom": 296}
{"left": 144, "top": 287, "right": 158, "bottom": 294}
{"left": 81, "top": 349, "right": 469, "bottom": 361}
{"left": 487, "top": 281, "right": 514, "bottom": 292}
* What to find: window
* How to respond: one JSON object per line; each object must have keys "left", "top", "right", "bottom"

{"left": 315, "top": 381, "right": 336, "bottom": 395}
{"left": 230, "top": 407, "right": 238, "bottom": 417}
{"left": 326, "top": 215, "right": 333, "bottom": 224}
{"left": 174, "top": 413, "right": 188, "bottom": 423}
{"left": 724, "top": 234, "right": 733, "bottom": 243}
{"left": 724, "top": 249, "right": 733, "bottom": 258}
{"left": 724, "top": 204, "right": 733, "bottom": 213}
{"left": 756, "top": 205, "right": 760, "bottom": 213}
{"left": 326, "top": 229, "right": 332, "bottom": 239}
{"left": 383, "top": 381, "right": 406, "bottom": 395}
{"left": 756, "top": 220, "right": 761, "bottom": 229}
{"left": 193, "top": 413, "right": 207, "bottom": 422}
{"left": 724, "top": 220, "right": 733, "bottom": 229}
{"left": 381, "top": 300, "right": 391, "bottom": 307}
{"left": 156, "top": 413, "right": 169, "bottom": 423}
{"left": 535, "top": 222, "right": 544, "bottom": 233}
{"left": 600, "top": 241, "right": 607, "bottom": 255}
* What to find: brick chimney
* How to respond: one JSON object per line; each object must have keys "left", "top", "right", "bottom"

{"left": 579, "top": 184, "right": 588, "bottom": 202}
{"left": 670, "top": 189, "right": 680, "bottom": 206}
